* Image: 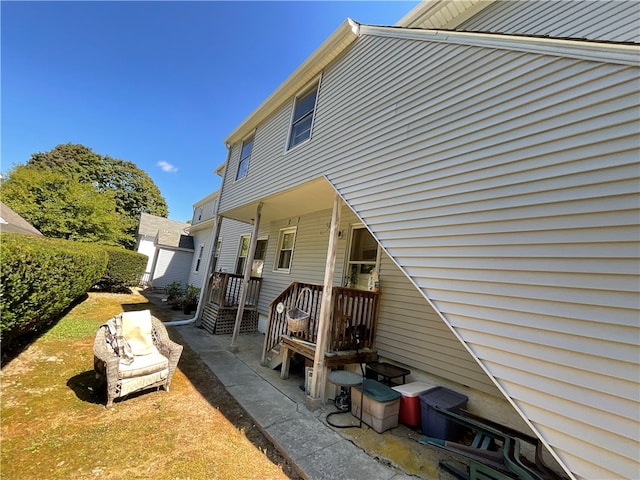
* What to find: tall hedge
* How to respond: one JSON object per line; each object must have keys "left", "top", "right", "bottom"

{"left": 0, "top": 233, "right": 108, "bottom": 350}
{"left": 97, "top": 246, "right": 147, "bottom": 291}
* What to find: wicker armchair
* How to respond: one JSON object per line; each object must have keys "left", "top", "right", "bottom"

{"left": 93, "top": 312, "right": 183, "bottom": 408}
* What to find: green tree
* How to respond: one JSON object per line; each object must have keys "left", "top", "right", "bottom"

{"left": 1, "top": 165, "right": 126, "bottom": 245}
{"left": 2, "top": 143, "right": 168, "bottom": 248}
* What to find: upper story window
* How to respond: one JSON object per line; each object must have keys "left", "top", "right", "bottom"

{"left": 236, "top": 136, "right": 254, "bottom": 180}
{"left": 274, "top": 227, "right": 297, "bottom": 272}
{"left": 287, "top": 84, "right": 319, "bottom": 150}
{"left": 194, "top": 244, "right": 205, "bottom": 272}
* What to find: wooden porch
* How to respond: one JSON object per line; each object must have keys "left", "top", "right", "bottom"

{"left": 200, "top": 272, "right": 263, "bottom": 335}
{"left": 262, "top": 282, "right": 381, "bottom": 378}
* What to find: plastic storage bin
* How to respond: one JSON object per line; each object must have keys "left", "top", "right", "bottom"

{"left": 351, "top": 379, "right": 401, "bottom": 433}
{"left": 392, "top": 382, "right": 436, "bottom": 427}
{"left": 419, "top": 386, "right": 468, "bottom": 441}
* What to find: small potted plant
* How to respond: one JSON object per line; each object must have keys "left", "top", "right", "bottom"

{"left": 182, "top": 284, "right": 200, "bottom": 315}
{"left": 165, "top": 281, "right": 184, "bottom": 310}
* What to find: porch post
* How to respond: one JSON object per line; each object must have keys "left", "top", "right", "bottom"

{"left": 195, "top": 215, "right": 224, "bottom": 327}
{"left": 306, "top": 193, "right": 341, "bottom": 410}
{"left": 229, "top": 202, "right": 263, "bottom": 352}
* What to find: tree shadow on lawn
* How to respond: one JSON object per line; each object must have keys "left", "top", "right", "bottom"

{"left": 1, "top": 294, "right": 90, "bottom": 367}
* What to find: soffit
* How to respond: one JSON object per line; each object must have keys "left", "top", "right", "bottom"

{"left": 396, "top": 0, "right": 495, "bottom": 29}
{"left": 220, "top": 177, "right": 336, "bottom": 225}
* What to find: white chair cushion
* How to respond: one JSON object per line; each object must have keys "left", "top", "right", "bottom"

{"left": 121, "top": 310, "right": 155, "bottom": 356}
{"left": 119, "top": 349, "right": 168, "bottom": 379}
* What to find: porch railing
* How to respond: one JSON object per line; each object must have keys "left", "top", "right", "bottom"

{"left": 263, "top": 282, "right": 380, "bottom": 362}
{"left": 209, "top": 272, "right": 262, "bottom": 309}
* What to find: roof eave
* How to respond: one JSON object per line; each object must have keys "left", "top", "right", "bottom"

{"left": 359, "top": 24, "right": 640, "bottom": 66}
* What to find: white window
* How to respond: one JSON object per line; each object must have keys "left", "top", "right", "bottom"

{"left": 195, "top": 244, "right": 204, "bottom": 272}
{"left": 287, "top": 84, "right": 318, "bottom": 150}
{"left": 235, "top": 235, "right": 268, "bottom": 277}
{"left": 345, "top": 226, "right": 380, "bottom": 290}
{"left": 235, "top": 235, "right": 250, "bottom": 275}
{"left": 236, "top": 136, "right": 254, "bottom": 180}
{"left": 274, "top": 227, "right": 296, "bottom": 272}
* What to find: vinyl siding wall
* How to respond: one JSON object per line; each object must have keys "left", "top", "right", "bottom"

{"left": 249, "top": 206, "right": 498, "bottom": 396}
{"left": 151, "top": 250, "right": 193, "bottom": 289}
{"left": 215, "top": 217, "right": 253, "bottom": 274}
{"left": 187, "top": 230, "right": 210, "bottom": 289}
{"left": 192, "top": 195, "right": 218, "bottom": 225}
{"left": 458, "top": 0, "right": 640, "bottom": 43}
{"left": 219, "top": 34, "right": 639, "bottom": 480}
{"left": 137, "top": 237, "right": 156, "bottom": 273}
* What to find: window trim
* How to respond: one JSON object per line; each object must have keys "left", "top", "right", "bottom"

{"left": 236, "top": 134, "right": 254, "bottom": 181}
{"left": 194, "top": 244, "right": 205, "bottom": 272}
{"left": 235, "top": 235, "right": 251, "bottom": 275}
{"left": 273, "top": 226, "right": 297, "bottom": 273}
{"left": 285, "top": 75, "right": 322, "bottom": 152}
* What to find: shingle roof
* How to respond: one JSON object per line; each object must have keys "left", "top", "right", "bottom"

{"left": 138, "top": 212, "right": 190, "bottom": 237}
{"left": 0, "top": 202, "right": 43, "bottom": 236}
{"left": 155, "top": 231, "right": 194, "bottom": 251}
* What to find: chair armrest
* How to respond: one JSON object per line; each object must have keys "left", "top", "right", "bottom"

{"left": 93, "top": 326, "right": 119, "bottom": 364}
{"left": 156, "top": 337, "right": 183, "bottom": 364}
{"left": 93, "top": 325, "right": 121, "bottom": 384}
{"left": 150, "top": 316, "right": 183, "bottom": 386}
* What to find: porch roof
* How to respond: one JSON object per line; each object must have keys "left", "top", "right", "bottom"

{"left": 220, "top": 177, "right": 338, "bottom": 224}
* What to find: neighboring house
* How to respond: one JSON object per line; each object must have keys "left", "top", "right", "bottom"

{"left": 187, "top": 173, "right": 259, "bottom": 334}
{"left": 186, "top": 181, "right": 254, "bottom": 290}
{"left": 198, "top": 2, "right": 639, "bottom": 480}
{"left": 147, "top": 230, "right": 195, "bottom": 289}
{"left": 187, "top": 191, "right": 219, "bottom": 290}
{"left": 135, "top": 213, "right": 191, "bottom": 288}
{"left": 0, "top": 202, "right": 43, "bottom": 236}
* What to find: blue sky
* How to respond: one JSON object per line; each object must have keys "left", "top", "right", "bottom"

{"left": 2, "top": 1, "right": 418, "bottom": 222}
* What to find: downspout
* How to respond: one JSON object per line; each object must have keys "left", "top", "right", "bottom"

{"left": 164, "top": 144, "right": 232, "bottom": 326}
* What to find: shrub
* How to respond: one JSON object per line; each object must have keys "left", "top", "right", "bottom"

{"left": 96, "top": 246, "right": 147, "bottom": 292}
{"left": 183, "top": 284, "right": 200, "bottom": 314}
{"left": 164, "top": 281, "right": 184, "bottom": 310}
{"left": 0, "top": 233, "right": 108, "bottom": 352}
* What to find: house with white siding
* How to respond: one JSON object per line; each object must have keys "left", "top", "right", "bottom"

{"left": 187, "top": 191, "right": 218, "bottom": 290}
{"left": 135, "top": 213, "right": 192, "bottom": 287}
{"left": 186, "top": 182, "right": 255, "bottom": 330}
{"left": 198, "top": 1, "right": 640, "bottom": 479}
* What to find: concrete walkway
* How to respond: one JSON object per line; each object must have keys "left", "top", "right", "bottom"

{"left": 173, "top": 324, "right": 434, "bottom": 480}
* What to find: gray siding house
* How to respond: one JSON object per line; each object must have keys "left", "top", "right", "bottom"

{"left": 200, "top": 2, "right": 639, "bottom": 479}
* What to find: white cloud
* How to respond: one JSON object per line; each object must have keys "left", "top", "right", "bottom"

{"left": 157, "top": 161, "right": 178, "bottom": 173}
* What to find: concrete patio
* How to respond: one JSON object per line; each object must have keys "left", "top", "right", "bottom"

{"left": 172, "top": 323, "right": 452, "bottom": 480}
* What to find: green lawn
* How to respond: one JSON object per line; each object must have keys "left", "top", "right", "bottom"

{"left": 1, "top": 291, "right": 299, "bottom": 480}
